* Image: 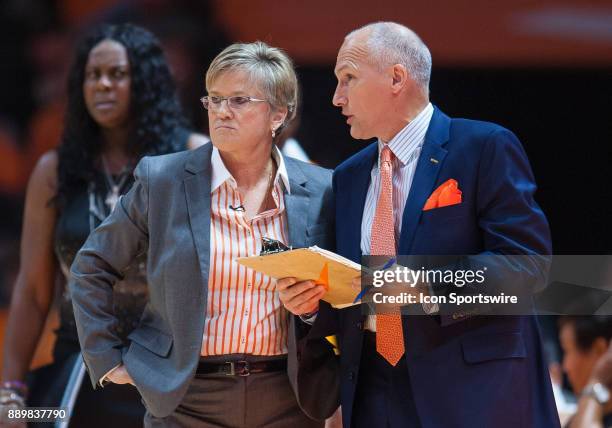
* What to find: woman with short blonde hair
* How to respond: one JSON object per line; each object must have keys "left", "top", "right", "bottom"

{"left": 69, "top": 41, "right": 338, "bottom": 427}
{"left": 206, "top": 41, "right": 298, "bottom": 136}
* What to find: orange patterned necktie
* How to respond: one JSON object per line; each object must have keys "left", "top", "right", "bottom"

{"left": 370, "top": 145, "right": 405, "bottom": 366}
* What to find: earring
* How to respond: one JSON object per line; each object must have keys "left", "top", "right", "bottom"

{"left": 271, "top": 128, "right": 276, "bottom": 139}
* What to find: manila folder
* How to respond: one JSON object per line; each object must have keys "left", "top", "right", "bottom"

{"left": 236, "top": 246, "right": 360, "bottom": 309}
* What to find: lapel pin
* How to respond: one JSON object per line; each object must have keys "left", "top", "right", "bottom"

{"left": 430, "top": 158, "right": 439, "bottom": 164}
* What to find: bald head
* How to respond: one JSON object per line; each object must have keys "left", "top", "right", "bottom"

{"left": 333, "top": 22, "right": 431, "bottom": 141}
{"left": 345, "top": 22, "right": 432, "bottom": 94}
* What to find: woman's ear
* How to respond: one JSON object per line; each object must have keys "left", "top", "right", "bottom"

{"left": 271, "top": 107, "right": 288, "bottom": 133}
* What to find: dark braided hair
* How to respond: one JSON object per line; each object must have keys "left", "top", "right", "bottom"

{"left": 56, "top": 23, "right": 189, "bottom": 206}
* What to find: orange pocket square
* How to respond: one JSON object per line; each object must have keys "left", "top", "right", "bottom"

{"left": 423, "top": 179, "right": 462, "bottom": 211}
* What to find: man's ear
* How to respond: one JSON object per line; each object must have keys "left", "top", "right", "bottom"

{"left": 391, "top": 64, "right": 409, "bottom": 94}
{"left": 593, "top": 337, "right": 609, "bottom": 357}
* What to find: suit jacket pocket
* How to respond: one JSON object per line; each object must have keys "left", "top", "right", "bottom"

{"left": 127, "top": 324, "right": 173, "bottom": 358}
{"left": 420, "top": 203, "right": 467, "bottom": 223}
{"left": 461, "top": 331, "right": 525, "bottom": 364}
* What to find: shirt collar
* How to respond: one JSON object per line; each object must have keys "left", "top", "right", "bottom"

{"left": 377, "top": 102, "right": 434, "bottom": 167}
{"left": 211, "top": 145, "right": 291, "bottom": 194}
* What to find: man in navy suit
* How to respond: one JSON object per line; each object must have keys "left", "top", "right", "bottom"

{"left": 278, "top": 22, "right": 560, "bottom": 427}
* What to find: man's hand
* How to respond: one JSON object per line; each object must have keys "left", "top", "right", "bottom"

{"left": 277, "top": 278, "right": 326, "bottom": 315}
{"left": 107, "top": 364, "right": 134, "bottom": 385}
{"left": 569, "top": 342, "right": 612, "bottom": 428}
{"left": 591, "top": 342, "right": 612, "bottom": 387}
{"left": 352, "top": 264, "right": 425, "bottom": 308}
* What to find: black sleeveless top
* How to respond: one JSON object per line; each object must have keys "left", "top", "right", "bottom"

{"left": 52, "top": 131, "right": 190, "bottom": 355}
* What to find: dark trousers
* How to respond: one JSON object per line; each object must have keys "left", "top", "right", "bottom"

{"left": 144, "top": 354, "right": 323, "bottom": 428}
{"left": 352, "top": 332, "right": 421, "bottom": 428}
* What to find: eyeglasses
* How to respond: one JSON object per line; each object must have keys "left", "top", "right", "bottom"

{"left": 200, "top": 95, "right": 267, "bottom": 111}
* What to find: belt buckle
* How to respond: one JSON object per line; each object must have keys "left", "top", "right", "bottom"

{"left": 226, "top": 360, "right": 250, "bottom": 376}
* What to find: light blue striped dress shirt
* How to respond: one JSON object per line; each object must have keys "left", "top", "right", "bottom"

{"left": 361, "top": 103, "right": 436, "bottom": 331}
{"left": 360, "top": 102, "right": 434, "bottom": 253}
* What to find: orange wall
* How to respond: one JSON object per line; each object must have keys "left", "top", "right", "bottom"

{"left": 214, "top": 0, "right": 612, "bottom": 67}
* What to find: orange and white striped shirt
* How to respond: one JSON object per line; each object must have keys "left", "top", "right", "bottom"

{"left": 201, "top": 146, "right": 291, "bottom": 356}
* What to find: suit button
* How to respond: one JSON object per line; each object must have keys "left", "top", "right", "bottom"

{"left": 348, "top": 371, "right": 355, "bottom": 381}
{"left": 356, "top": 321, "right": 363, "bottom": 330}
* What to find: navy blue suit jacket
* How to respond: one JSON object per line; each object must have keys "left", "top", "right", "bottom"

{"left": 315, "top": 107, "right": 560, "bottom": 428}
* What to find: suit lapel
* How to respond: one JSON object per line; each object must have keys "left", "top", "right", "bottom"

{"left": 398, "top": 107, "right": 450, "bottom": 254}
{"left": 183, "top": 144, "right": 213, "bottom": 300}
{"left": 284, "top": 157, "right": 310, "bottom": 249}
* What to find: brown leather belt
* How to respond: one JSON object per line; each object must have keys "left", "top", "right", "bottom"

{"left": 196, "top": 358, "right": 287, "bottom": 377}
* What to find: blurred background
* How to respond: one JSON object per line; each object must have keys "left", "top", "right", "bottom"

{"left": 0, "top": 0, "right": 610, "bottom": 423}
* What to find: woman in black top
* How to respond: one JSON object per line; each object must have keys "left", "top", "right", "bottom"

{"left": 0, "top": 23, "right": 206, "bottom": 426}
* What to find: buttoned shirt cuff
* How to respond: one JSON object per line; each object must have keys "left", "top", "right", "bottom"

{"left": 299, "top": 311, "right": 318, "bottom": 325}
{"left": 99, "top": 363, "right": 121, "bottom": 387}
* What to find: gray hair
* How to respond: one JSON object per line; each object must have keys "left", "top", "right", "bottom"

{"left": 206, "top": 41, "right": 298, "bottom": 133}
{"left": 348, "top": 22, "right": 432, "bottom": 92}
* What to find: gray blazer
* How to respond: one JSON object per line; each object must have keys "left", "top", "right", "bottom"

{"left": 69, "top": 143, "right": 339, "bottom": 419}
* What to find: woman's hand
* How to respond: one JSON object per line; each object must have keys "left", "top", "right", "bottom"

{"left": 106, "top": 365, "right": 134, "bottom": 385}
